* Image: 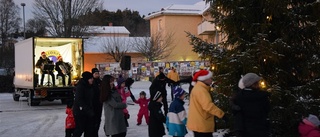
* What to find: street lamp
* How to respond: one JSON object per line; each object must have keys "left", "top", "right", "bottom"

{"left": 21, "top": 3, "right": 26, "bottom": 39}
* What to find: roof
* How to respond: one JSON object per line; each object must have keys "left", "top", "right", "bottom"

{"left": 84, "top": 36, "right": 148, "bottom": 53}
{"left": 144, "top": 1, "right": 209, "bottom": 20}
{"left": 86, "top": 26, "right": 130, "bottom": 34}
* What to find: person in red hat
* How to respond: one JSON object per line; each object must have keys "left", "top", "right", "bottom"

{"left": 35, "top": 51, "right": 55, "bottom": 86}
{"left": 186, "top": 69, "right": 226, "bottom": 137}
{"left": 55, "top": 55, "right": 72, "bottom": 86}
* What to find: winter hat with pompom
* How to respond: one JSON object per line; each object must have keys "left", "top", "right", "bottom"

{"left": 191, "top": 70, "right": 212, "bottom": 85}
{"left": 173, "top": 87, "right": 186, "bottom": 99}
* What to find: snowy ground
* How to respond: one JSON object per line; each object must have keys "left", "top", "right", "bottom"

{"left": 0, "top": 81, "right": 228, "bottom": 137}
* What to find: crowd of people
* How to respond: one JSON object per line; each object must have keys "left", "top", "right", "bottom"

{"left": 65, "top": 67, "right": 320, "bottom": 137}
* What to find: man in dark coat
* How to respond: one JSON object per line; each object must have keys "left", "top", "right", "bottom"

{"left": 73, "top": 72, "right": 95, "bottom": 137}
{"left": 232, "top": 73, "right": 270, "bottom": 137}
{"left": 35, "top": 51, "right": 55, "bottom": 86}
{"left": 91, "top": 68, "right": 102, "bottom": 137}
{"left": 149, "top": 72, "right": 175, "bottom": 116}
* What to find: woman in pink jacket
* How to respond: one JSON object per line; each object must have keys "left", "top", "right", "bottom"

{"left": 298, "top": 114, "right": 320, "bottom": 137}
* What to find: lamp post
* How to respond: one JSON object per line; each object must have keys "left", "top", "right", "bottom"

{"left": 21, "top": 3, "right": 26, "bottom": 39}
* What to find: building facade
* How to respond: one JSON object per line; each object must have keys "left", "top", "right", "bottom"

{"left": 145, "top": 1, "right": 220, "bottom": 62}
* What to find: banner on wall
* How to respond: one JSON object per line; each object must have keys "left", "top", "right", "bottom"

{"left": 95, "top": 61, "right": 210, "bottom": 77}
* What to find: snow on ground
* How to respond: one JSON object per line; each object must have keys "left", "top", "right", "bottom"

{"left": 0, "top": 81, "right": 227, "bottom": 137}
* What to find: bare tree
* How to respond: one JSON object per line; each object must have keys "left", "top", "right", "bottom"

{"left": 132, "top": 31, "right": 175, "bottom": 61}
{"left": 26, "top": 17, "right": 47, "bottom": 36}
{"left": 100, "top": 37, "right": 131, "bottom": 62}
{"left": 33, "top": 0, "right": 102, "bottom": 37}
{"left": 0, "top": 0, "right": 20, "bottom": 46}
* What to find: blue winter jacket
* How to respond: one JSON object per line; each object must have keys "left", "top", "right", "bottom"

{"left": 166, "top": 99, "right": 187, "bottom": 136}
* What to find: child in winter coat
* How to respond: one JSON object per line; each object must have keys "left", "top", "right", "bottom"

{"left": 148, "top": 91, "right": 166, "bottom": 137}
{"left": 65, "top": 101, "right": 75, "bottom": 137}
{"left": 298, "top": 114, "right": 320, "bottom": 137}
{"left": 117, "top": 79, "right": 131, "bottom": 127}
{"left": 166, "top": 87, "right": 188, "bottom": 137}
{"left": 134, "top": 91, "right": 150, "bottom": 125}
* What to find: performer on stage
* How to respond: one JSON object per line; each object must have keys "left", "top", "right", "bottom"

{"left": 55, "top": 55, "right": 72, "bottom": 86}
{"left": 35, "top": 51, "right": 55, "bottom": 86}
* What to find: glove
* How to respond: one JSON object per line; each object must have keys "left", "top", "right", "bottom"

{"left": 124, "top": 113, "right": 130, "bottom": 119}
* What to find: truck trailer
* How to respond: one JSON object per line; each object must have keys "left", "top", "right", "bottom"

{"left": 13, "top": 37, "right": 84, "bottom": 106}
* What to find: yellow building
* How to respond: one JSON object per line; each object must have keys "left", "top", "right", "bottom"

{"left": 145, "top": 1, "right": 220, "bottom": 62}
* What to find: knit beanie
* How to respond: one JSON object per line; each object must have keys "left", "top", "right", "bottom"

{"left": 307, "top": 114, "right": 320, "bottom": 127}
{"left": 238, "top": 73, "right": 262, "bottom": 89}
{"left": 82, "top": 71, "right": 93, "bottom": 81}
{"left": 117, "top": 77, "right": 125, "bottom": 86}
{"left": 173, "top": 87, "right": 186, "bottom": 99}
{"left": 91, "top": 68, "right": 99, "bottom": 74}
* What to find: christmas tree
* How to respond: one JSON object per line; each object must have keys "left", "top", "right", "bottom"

{"left": 188, "top": 0, "right": 320, "bottom": 136}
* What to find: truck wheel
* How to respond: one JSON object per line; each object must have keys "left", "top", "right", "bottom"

{"left": 13, "top": 92, "right": 20, "bottom": 101}
{"left": 28, "top": 91, "right": 40, "bottom": 106}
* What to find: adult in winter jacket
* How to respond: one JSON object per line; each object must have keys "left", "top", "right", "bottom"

{"left": 55, "top": 56, "right": 72, "bottom": 86}
{"left": 232, "top": 73, "right": 270, "bottom": 137}
{"left": 298, "top": 114, "right": 320, "bottom": 137}
{"left": 166, "top": 87, "right": 187, "bottom": 137}
{"left": 149, "top": 72, "right": 175, "bottom": 116}
{"left": 73, "top": 72, "right": 95, "bottom": 137}
{"left": 100, "top": 75, "right": 127, "bottom": 137}
{"left": 35, "top": 51, "right": 55, "bottom": 86}
{"left": 148, "top": 91, "right": 166, "bottom": 137}
{"left": 91, "top": 68, "right": 102, "bottom": 137}
{"left": 187, "top": 70, "right": 225, "bottom": 137}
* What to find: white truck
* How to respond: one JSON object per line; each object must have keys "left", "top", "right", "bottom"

{"left": 13, "top": 37, "right": 84, "bottom": 106}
